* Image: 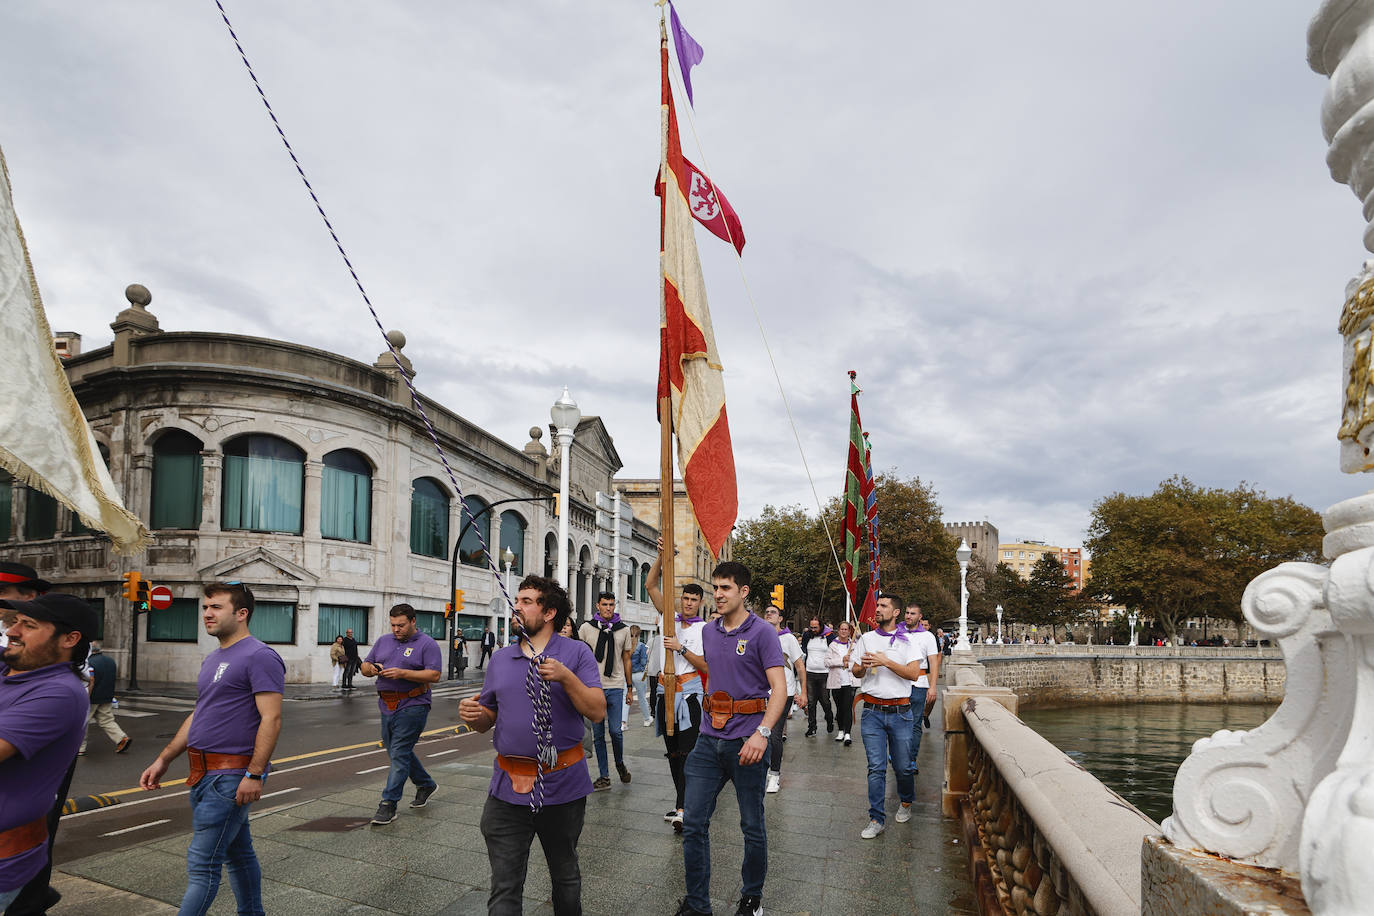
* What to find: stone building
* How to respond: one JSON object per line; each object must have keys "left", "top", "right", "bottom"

{"left": 618, "top": 477, "right": 732, "bottom": 599}
{"left": 943, "top": 520, "right": 999, "bottom": 572}
{"left": 0, "top": 285, "right": 659, "bottom": 684}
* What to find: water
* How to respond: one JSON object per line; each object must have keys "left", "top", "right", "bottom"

{"left": 1016, "top": 702, "right": 1279, "bottom": 824}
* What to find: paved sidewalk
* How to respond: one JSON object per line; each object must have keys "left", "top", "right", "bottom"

{"left": 54, "top": 706, "right": 973, "bottom": 915}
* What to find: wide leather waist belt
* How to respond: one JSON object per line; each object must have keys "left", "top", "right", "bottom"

{"left": 861, "top": 694, "right": 911, "bottom": 710}
{"left": 496, "top": 745, "right": 586, "bottom": 795}
{"left": 379, "top": 684, "right": 431, "bottom": 712}
{"left": 658, "top": 671, "right": 701, "bottom": 687}
{"left": 0, "top": 817, "right": 47, "bottom": 859}
{"left": 186, "top": 748, "right": 254, "bottom": 787}
{"left": 704, "top": 690, "right": 767, "bottom": 730}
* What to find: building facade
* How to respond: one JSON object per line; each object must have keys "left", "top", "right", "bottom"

{"left": 999, "top": 540, "right": 1061, "bottom": 578}
{"left": 0, "top": 286, "right": 660, "bottom": 683}
{"left": 618, "top": 477, "right": 732, "bottom": 601}
{"left": 943, "top": 520, "right": 999, "bottom": 573}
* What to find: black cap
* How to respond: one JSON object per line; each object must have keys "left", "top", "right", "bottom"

{"left": 0, "top": 562, "right": 51, "bottom": 594}
{"left": 0, "top": 593, "right": 99, "bottom": 645}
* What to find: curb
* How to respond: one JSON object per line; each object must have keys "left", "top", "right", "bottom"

{"left": 62, "top": 794, "right": 119, "bottom": 815}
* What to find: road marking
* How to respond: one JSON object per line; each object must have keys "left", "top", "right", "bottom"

{"left": 260, "top": 787, "right": 300, "bottom": 800}
{"left": 426, "top": 748, "right": 463, "bottom": 758}
{"left": 101, "top": 818, "right": 170, "bottom": 837}
{"left": 110, "top": 710, "right": 156, "bottom": 718}
{"left": 356, "top": 765, "right": 389, "bottom": 775}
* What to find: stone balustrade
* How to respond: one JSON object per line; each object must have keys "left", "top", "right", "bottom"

{"left": 969, "top": 645, "right": 1281, "bottom": 659}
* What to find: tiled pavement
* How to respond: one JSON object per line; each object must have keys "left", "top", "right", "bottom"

{"left": 55, "top": 706, "right": 975, "bottom": 915}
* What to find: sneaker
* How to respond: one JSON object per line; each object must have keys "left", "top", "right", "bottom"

{"left": 371, "top": 802, "right": 397, "bottom": 825}
{"left": 833, "top": 731, "right": 844, "bottom": 742}
{"left": 765, "top": 773, "right": 780, "bottom": 794}
{"left": 861, "top": 819, "right": 885, "bottom": 839}
{"left": 616, "top": 762, "right": 632, "bottom": 784}
{"left": 664, "top": 809, "right": 680, "bottom": 822}
{"left": 115, "top": 736, "right": 133, "bottom": 754}
{"left": 643, "top": 718, "right": 654, "bottom": 727}
{"left": 804, "top": 727, "right": 817, "bottom": 738}
{"left": 734, "top": 894, "right": 763, "bottom": 916}
{"left": 593, "top": 776, "right": 612, "bottom": 791}
{"left": 77, "top": 748, "right": 87, "bottom": 756}
{"left": 409, "top": 785, "right": 438, "bottom": 808}
{"left": 673, "top": 899, "right": 710, "bottom": 916}
{"left": 671, "top": 810, "right": 684, "bottom": 832}
{"left": 827, "top": 723, "right": 835, "bottom": 734}
{"left": 843, "top": 733, "right": 852, "bottom": 747}
{"left": 895, "top": 803, "right": 912, "bottom": 823}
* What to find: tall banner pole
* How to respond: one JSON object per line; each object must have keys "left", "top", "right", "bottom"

{"left": 659, "top": 395, "right": 678, "bottom": 736}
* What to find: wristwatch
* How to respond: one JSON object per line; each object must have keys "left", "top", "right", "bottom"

{"left": 755, "top": 725, "right": 771, "bottom": 738}
{"left": 244, "top": 772, "right": 265, "bottom": 781}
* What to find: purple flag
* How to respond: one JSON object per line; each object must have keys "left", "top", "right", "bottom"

{"left": 669, "top": 2, "right": 705, "bottom": 106}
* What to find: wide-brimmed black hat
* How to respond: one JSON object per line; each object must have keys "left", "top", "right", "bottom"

{"left": 0, "top": 562, "right": 51, "bottom": 593}
{"left": 0, "top": 593, "right": 98, "bottom": 645}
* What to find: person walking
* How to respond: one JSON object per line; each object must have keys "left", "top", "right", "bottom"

{"left": 762, "top": 607, "right": 806, "bottom": 795}
{"left": 329, "top": 635, "right": 345, "bottom": 688}
{"left": 799, "top": 616, "right": 834, "bottom": 737}
{"left": 629, "top": 626, "right": 653, "bottom": 727}
{"left": 139, "top": 581, "right": 285, "bottom": 916}
{"left": 341, "top": 628, "right": 361, "bottom": 689}
{"left": 449, "top": 632, "right": 467, "bottom": 680}
{"left": 903, "top": 604, "right": 941, "bottom": 775}
{"left": 458, "top": 575, "right": 603, "bottom": 915}
{"left": 577, "top": 592, "right": 634, "bottom": 790}
{"left": 824, "top": 620, "right": 858, "bottom": 746}
{"left": 479, "top": 626, "right": 496, "bottom": 669}
{"left": 359, "top": 604, "right": 442, "bottom": 826}
{"left": 79, "top": 642, "right": 130, "bottom": 756}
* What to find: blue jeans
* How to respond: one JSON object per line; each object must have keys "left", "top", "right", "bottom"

{"left": 635, "top": 671, "right": 653, "bottom": 722}
{"left": 178, "top": 773, "right": 262, "bottom": 916}
{"left": 909, "top": 685, "right": 928, "bottom": 766}
{"left": 381, "top": 704, "right": 436, "bottom": 804}
{"left": 591, "top": 687, "right": 625, "bottom": 778}
{"left": 682, "top": 734, "right": 769, "bottom": 913}
{"left": 861, "top": 704, "right": 914, "bottom": 825}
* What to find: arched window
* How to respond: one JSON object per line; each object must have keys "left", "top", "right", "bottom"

{"left": 410, "top": 478, "right": 449, "bottom": 558}
{"left": 321, "top": 449, "right": 371, "bottom": 543}
{"left": 72, "top": 443, "right": 114, "bottom": 534}
{"left": 459, "top": 495, "right": 490, "bottom": 567}
{"left": 151, "top": 431, "right": 203, "bottom": 529}
{"left": 222, "top": 435, "right": 304, "bottom": 534}
{"left": 640, "top": 562, "right": 650, "bottom": 603}
{"left": 625, "top": 555, "right": 637, "bottom": 600}
{"left": 543, "top": 532, "right": 557, "bottom": 580}
{"left": 499, "top": 511, "right": 527, "bottom": 575}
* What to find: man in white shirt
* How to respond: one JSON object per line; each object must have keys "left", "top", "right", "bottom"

{"left": 903, "top": 603, "right": 940, "bottom": 776}
{"left": 851, "top": 592, "right": 926, "bottom": 839}
{"left": 762, "top": 606, "right": 806, "bottom": 795}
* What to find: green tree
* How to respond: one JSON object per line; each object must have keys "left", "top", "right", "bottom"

{"left": 1085, "top": 476, "right": 1324, "bottom": 643}
{"left": 1021, "top": 552, "right": 1084, "bottom": 640}
{"left": 981, "top": 561, "right": 1028, "bottom": 636}
{"left": 730, "top": 504, "right": 838, "bottom": 627}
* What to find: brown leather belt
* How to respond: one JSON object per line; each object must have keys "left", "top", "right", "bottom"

{"left": 496, "top": 745, "right": 586, "bottom": 795}
{"left": 379, "top": 684, "right": 431, "bottom": 712}
{"left": 658, "top": 671, "right": 701, "bottom": 687}
{"left": 704, "top": 690, "right": 767, "bottom": 730}
{"left": 0, "top": 817, "right": 47, "bottom": 858}
{"left": 860, "top": 693, "right": 911, "bottom": 711}
{"left": 186, "top": 747, "right": 254, "bottom": 787}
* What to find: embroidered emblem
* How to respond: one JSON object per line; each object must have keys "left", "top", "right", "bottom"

{"left": 403, "top": 647, "right": 414, "bottom": 658}
{"left": 213, "top": 662, "right": 230, "bottom": 682}
{"left": 736, "top": 639, "right": 748, "bottom": 656}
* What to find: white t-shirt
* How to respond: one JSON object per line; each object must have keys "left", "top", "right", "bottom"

{"left": 911, "top": 629, "right": 939, "bottom": 689}
{"left": 853, "top": 628, "right": 922, "bottom": 699}
{"left": 655, "top": 620, "right": 705, "bottom": 676}
{"left": 777, "top": 632, "right": 802, "bottom": 696}
{"left": 802, "top": 633, "right": 830, "bottom": 674}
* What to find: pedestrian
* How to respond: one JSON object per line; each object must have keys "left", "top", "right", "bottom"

{"left": 851, "top": 592, "right": 926, "bottom": 839}
{"left": 358, "top": 604, "right": 442, "bottom": 825}
{"left": 675, "top": 562, "right": 786, "bottom": 916}
{"left": 762, "top": 606, "right": 805, "bottom": 795}
{"left": 479, "top": 625, "right": 496, "bottom": 669}
{"left": 0, "top": 593, "right": 97, "bottom": 914}
{"left": 902, "top": 604, "right": 941, "bottom": 775}
{"left": 449, "top": 632, "right": 467, "bottom": 680}
{"left": 559, "top": 619, "right": 575, "bottom": 638}
{"left": 799, "top": 615, "right": 834, "bottom": 737}
{"left": 629, "top": 626, "right": 653, "bottom": 727}
{"left": 644, "top": 545, "right": 707, "bottom": 832}
{"left": 458, "top": 575, "right": 603, "bottom": 915}
{"left": 577, "top": 592, "right": 634, "bottom": 790}
{"left": 341, "top": 628, "right": 361, "bottom": 689}
{"left": 79, "top": 641, "right": 131, "bottom": 756}
{"left": 139, "top": 581, "right": 285, "bottom": 916}
{"left": 329, "top": 635, "right": 345, "bottom": 688}
{"left": 824, "top": 620, "right": 857, "bottom": 746}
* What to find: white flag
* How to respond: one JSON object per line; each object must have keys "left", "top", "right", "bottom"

{"left": 0, "top": 145, "right": 149, "bottom": 554}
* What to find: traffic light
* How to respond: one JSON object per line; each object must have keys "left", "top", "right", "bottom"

{"left": 770, "top": 584, "right": 784, "bottom": 610}
{"left": 121, "top": 571, "right": 142, "bottom": 602}
{"left": 453, "top": 589, "right": 465, "bottom": 613}
{"left": 444, "top": 602, "right": 453, "bottom": 619}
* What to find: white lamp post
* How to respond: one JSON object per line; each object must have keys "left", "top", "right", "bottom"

{"left": 1128, "top": 611, "right": 1138, "bottom": 648}
{"left": 955, "top": 539, "right": 973, "bottom": 650}
{"left": 502, "top": 547, "right": 516, "bottom": 643}
{"left": 996, "top": 604, "right": 1003, "bottom": 645}
{"left": 551, "top": 387, "right": 580, "bottom": 591}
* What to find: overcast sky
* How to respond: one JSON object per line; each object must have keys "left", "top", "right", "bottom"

{"left": 0, "top": 2, "right": 1361, "bottom": 552}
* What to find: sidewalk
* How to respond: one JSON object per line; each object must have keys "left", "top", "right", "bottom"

{"left": 54, "top": 705, "right": 974, "bottom": 915}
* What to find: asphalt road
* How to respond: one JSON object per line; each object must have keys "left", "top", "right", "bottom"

{"left": 55, "top": 681, "right": 491, "bottom": 865}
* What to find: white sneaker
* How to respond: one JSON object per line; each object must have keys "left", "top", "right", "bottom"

{"left": 643, "top": 719, "right": 654, "bottom": 727}
{"left": 765, "top": 773, "right": 781, "bottom": 794}
{"left": 895, "top": 803, "right": 912, "bottom": 823}
{"left": 833, "top": 731, "right": 844, "bottom": 742}
{"left": 861, "top": 819, "right": 885, "bottom": 839}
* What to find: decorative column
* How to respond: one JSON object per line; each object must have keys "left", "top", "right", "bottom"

{"left": 303, "top": 460, "right": 323, "bottom": 540}
{"left": 130, "top": 452, "right": 154, "bottom": 529}
{"left": 9, "top": 479, "right": 23, "bottom": 542}
{"left": 198, "top": 451, "right": 221, "bottom": 533}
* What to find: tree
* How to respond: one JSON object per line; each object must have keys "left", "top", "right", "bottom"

{"left": 1085, "top": 476, "right": 1324, "bottom": 643}
{"left": 982, "top": 561, "right": 1027, "bottom": 635}
{"left": 730, "top": 504, "right": 838, "bottom": 627}
{"left": 1021, "top": 552, "right": 1084, "bottom": 640}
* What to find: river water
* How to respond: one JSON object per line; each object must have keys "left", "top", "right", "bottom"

{"left": 1016, "top": 702, "right": 1279, "bottom": 824}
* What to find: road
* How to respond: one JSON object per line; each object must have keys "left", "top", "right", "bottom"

{"left": 55, "top": 681, "right": 492, "bottom": 865}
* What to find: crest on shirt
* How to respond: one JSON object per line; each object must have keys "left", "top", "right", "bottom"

{"left": 213, "top": 662, "right": 229, "bottom": 682}
{"left": 403, "top": 648, "right": 414, "bottom": 658}
{"left": 736, "top": 639, "right": 748, "bottom": 656}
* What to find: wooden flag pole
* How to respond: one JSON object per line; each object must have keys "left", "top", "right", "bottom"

{"left": 659, "top": 395, "right": 678, "bottom": 736}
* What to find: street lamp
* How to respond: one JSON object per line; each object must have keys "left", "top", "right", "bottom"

{"left": 502, "top": 547, "right": 516, "bottom": 643}
{"left": 955, "top": 539, "right": 973, "bottom": 650}
{"left": 551, "top": 387, "right": 581, "bottom": 591}
{"left": 1128, "top": 611, "right": 1138, "bottom": 648}
{"left": 996, "top": 604, "right": 1003, "bottom": 645}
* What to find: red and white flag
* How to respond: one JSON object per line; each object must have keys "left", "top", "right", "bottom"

{"left": 657, "top": 36, "right": 737, "bottom": 559}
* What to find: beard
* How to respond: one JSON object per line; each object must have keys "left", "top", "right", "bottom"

{"left": 4, "top": 637, "right": 61, "bottom": 671}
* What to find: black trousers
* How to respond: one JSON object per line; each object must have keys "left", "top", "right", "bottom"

{"left": 805, "top": 673, "right": 833, "bottom": 730}
{"left": 481, "top": 795, "right": 586, "bottom": 916}
{"left": 833, "top": 685, "right": 856, "bottom": 735}
{"left": 342, "top": 658, "right": 359, "bottom": 687}
{"left": 657, "top": 691, "right": 701, "bottom": 810}
{"left": 480, "top": 646, "right": 493, "bottom": 668}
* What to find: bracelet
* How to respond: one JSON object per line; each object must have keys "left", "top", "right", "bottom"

{"left": 244, "top": 772, "right": 265, "bottom": 781}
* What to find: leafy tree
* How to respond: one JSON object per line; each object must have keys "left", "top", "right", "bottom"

{"left": 730, "top": 504, "right": 838, "bottom": 627}
{"left": 1085, "top": 476, "right": 1323, "bottom": 643}
{"left": 1021, "top": 552, "right": 1085, "bottom": 640}
{"left": 981, "top": 561, "right": 1028, "bottom": 635}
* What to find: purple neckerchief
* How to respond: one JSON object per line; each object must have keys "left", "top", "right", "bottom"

{"left": 779, "top": 627, "right": 792, "bottom": 636}
{"left": 823, "top": 625, "right": 833, "bottom": 636}
{"left": 883, "top": 623, "right": 910, "bottom": 645}
{"left": 677, "top": 614, "right": 703, "bottom": 625}
{"left": 593, "top": 614, "right": 622, "bottom": 628}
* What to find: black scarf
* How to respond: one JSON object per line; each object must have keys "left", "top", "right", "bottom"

{"left": 588, "top": 618, "right": 626, "bottom": 677}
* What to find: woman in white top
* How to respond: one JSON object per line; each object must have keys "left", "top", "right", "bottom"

{"left": 824, "top": 621, "right": 858, "bottom": 746}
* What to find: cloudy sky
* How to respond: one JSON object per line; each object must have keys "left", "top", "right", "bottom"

{"left": 0, "top": 2, "right": 1360, "bottom": 551}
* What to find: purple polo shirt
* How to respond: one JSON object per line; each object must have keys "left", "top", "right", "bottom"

{"left": 186, "top": 636, "right": 285, "bottom": 775}
{"left": 700, "top": 612, "right": 785, "bottom": 740}
{"left": 478, "top": 635, "right": 599, "bottom": 806}
{"left": 0, "top": 662, "right": 92, "bottom": 891}
{"left": 364, "top": 631, "right": 442, "bottom": 714}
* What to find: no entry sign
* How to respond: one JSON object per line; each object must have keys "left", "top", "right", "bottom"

{"left": 148, "top": 585, "right": 174, "bottom": 610}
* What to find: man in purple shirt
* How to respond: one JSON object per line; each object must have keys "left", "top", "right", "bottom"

{"left": 459, "top": 575, "right": 604, "bottom": 915}
{"left": 676, "top": 562, "right": 787, "bottom": 916}
{"left": 359, "top": 603, "right": 442, "bottom": 825}
{"left": 139, "top": 582, "right": 285, "bottom": 916}
{"left": 0, "top": 593, "right": 96, "bottom": 912}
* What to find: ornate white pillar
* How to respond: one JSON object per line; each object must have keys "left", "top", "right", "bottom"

{"left": 198, "top": 451, "right": 221, "bottom": 533}
{"left": 303, "top": 460, "right": 323, "bottom": 540}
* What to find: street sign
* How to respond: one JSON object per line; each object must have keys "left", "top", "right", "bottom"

{"left": 148, "top": 585, "right": 173, "bottom": 610}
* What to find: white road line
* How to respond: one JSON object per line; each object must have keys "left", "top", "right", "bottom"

{"left": 356, "top": 765, "right": 389, "bottom": 775}
{"left": 65, "top": 789, "right": 190, "bottom": 819}
{"left": 259, "top": 787, "right": 300, "bottom": 800}
{"left": 101, "top": 818, "right": 170, "bottom": 837}
{"left": 110, "top": 710, "right": 156, "bottom": 718}
{"left": 426, "top": 748, "right": 463, "bottom": 758}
